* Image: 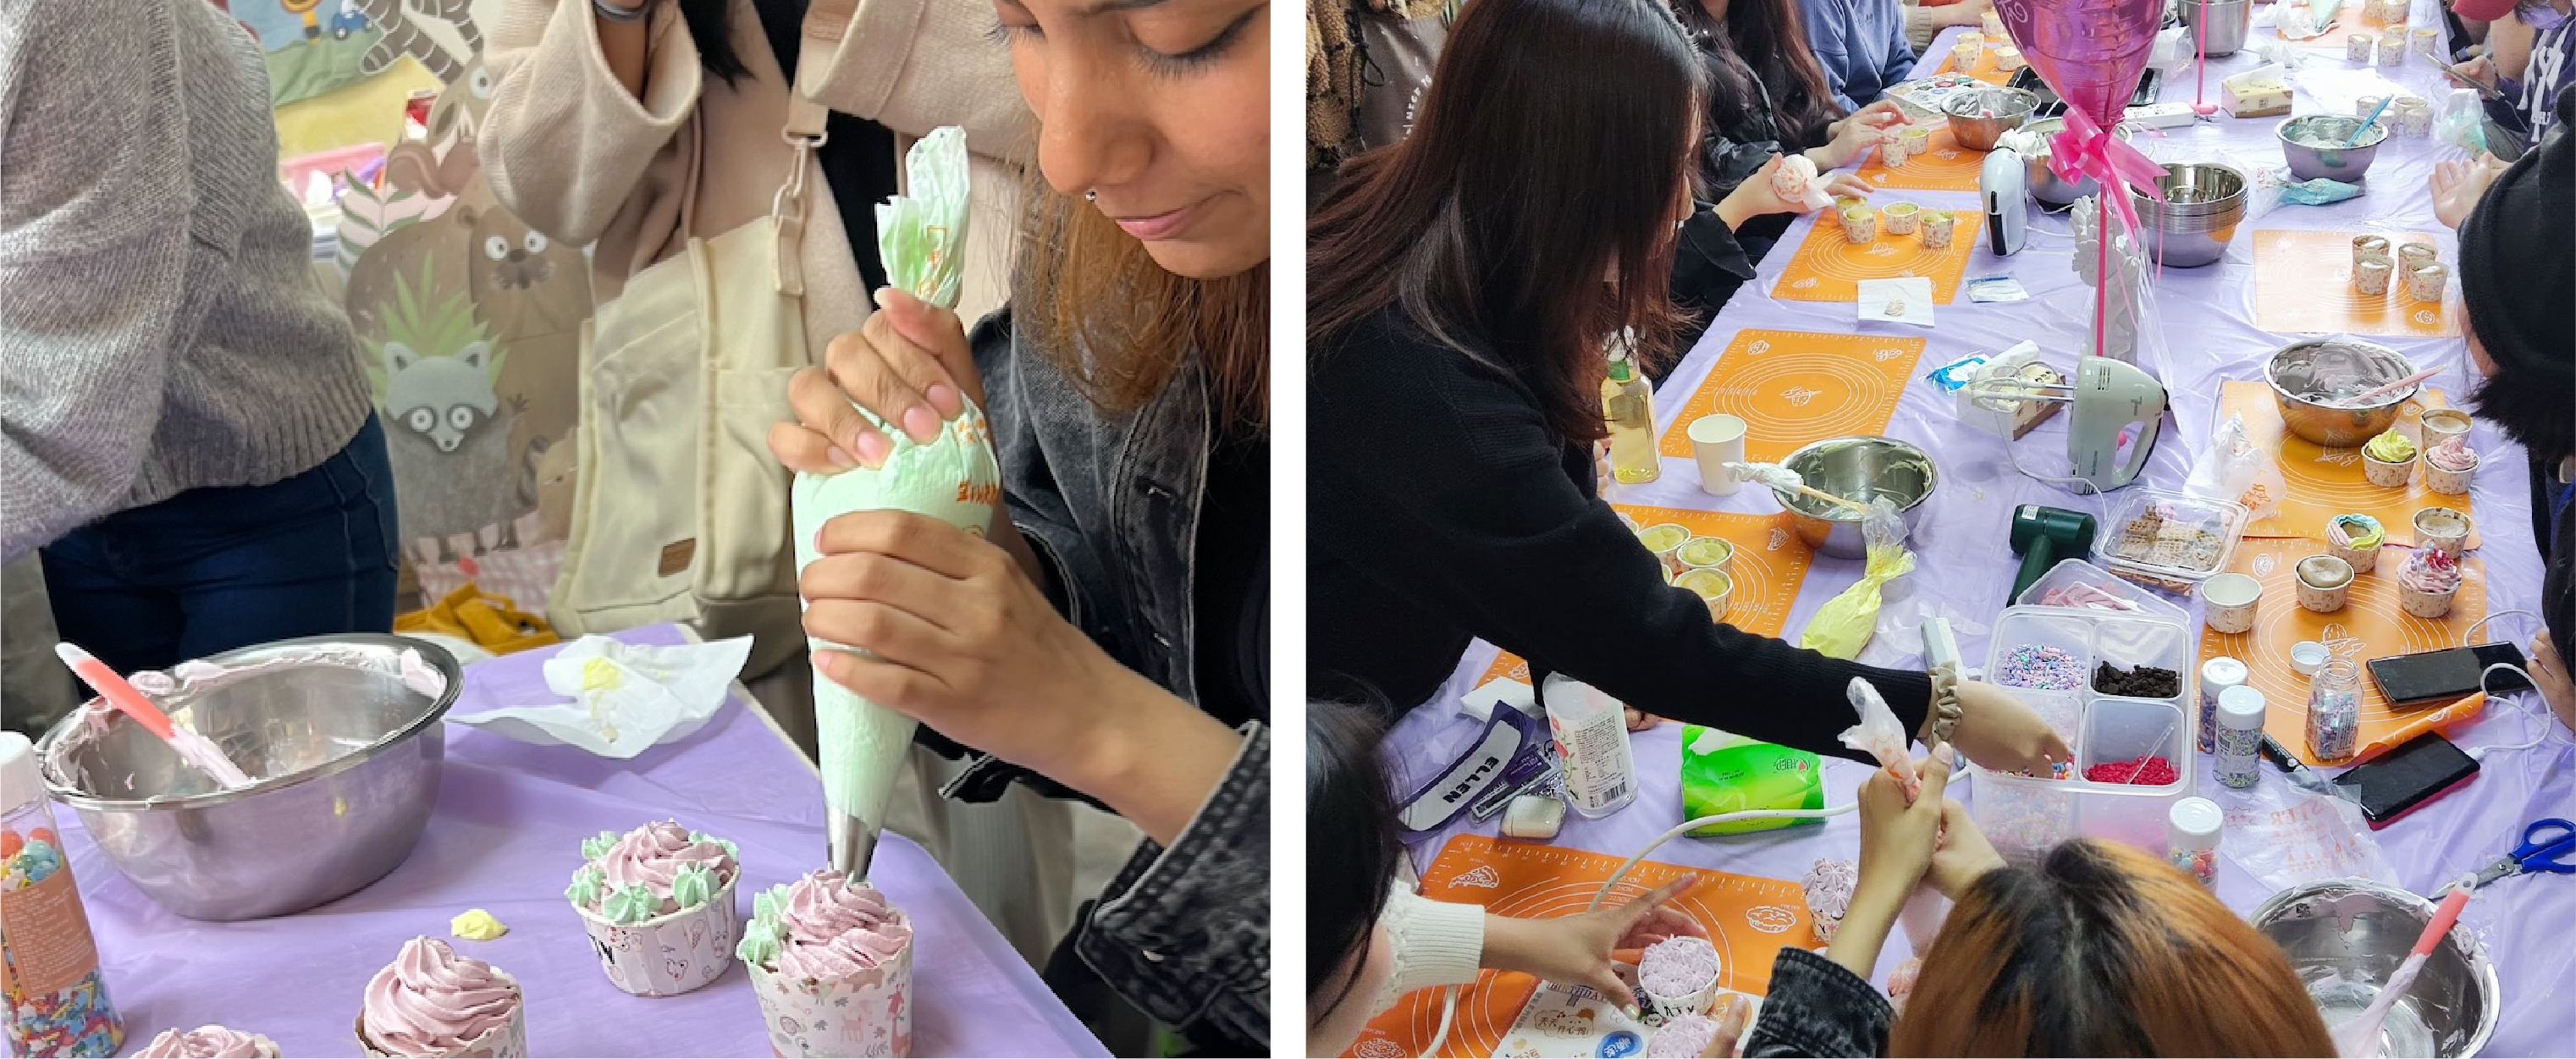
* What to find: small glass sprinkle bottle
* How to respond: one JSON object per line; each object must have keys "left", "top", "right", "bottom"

{"left": 2166, "top": 797, "right": 2224, "bottom": 887}
{"left": 2214, "top": 685, "right": 2267, "bottom": 790}
{"left": 2306, "top": 659, "right": 2363, "bottom": 764}
{"left": 1, "top": 732, "right": 123, "bottom": 1057}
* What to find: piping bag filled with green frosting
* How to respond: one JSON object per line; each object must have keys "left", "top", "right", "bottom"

{"left": 792, "top": 127, "right": 988, "bottom": 880}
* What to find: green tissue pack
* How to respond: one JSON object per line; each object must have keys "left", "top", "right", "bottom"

{"left": 1680, "top": 725, "right": 1824, "bottom": 836}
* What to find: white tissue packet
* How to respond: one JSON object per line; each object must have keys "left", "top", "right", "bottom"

{"left": 444, "top": 635, "right": 755, "bottom": 758}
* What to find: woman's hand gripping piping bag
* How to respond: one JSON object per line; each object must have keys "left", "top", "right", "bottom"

{"left": 1843, "top": 678, "right": 1955, "bottom": 947}
{"left": 791, "top": 129, "right": 983, "bottom": 879}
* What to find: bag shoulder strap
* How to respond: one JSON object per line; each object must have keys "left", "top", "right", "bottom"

{"left": 768, "top": 0, "right": 857, "bottom": 296}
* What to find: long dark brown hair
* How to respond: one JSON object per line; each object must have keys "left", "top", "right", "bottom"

{"left": 1307, "top": 0, "right": 1706, "bottom": 442}
{"left": 1671, "top": 0, "right": 1842, "bottom": 149}
{"left": 1891, "top": 841, "right": 2336, "bottom": 1056}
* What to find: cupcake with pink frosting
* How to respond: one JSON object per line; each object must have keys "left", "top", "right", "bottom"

{"left": 1637, "top": 935, "right": 1724, "bottom": 1023}
{"left": 737, "top": 869, "right": 916, "bottom": 1058}
{"left": 355, "top": 938, "right": 525, "bottom": 1058}
{"left": 2397, "top": 548, "right": 2465, "bottom": 618}
{"left": 1801, "top": 859, "right": 1858, "bottom": 943}
{"left": 2422, "top": 435, "right": 2479, "bottom": 495}
{"left": 136, "top": 1026, "right": 279, "bottom": 1058}
{"left": 566, "top": 820, "right": 742, "bottom": 996}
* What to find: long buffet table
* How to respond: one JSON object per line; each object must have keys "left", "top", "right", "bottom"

{"left": 1384, "top": 17, "right": 2572, "bottom": 1056}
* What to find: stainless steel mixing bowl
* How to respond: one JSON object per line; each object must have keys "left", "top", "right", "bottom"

{"left": 2251, "top": 880, "right": 2499, "bottom": 1057}
{"left": 36, "top": 634, "right": 459, "bottom": 920}
{"left": 2267, "top": 338, "right": 2420, "bottom": 447}
{"left": 2279, "top": 114, "right": 2392, "bottom": 183}
{"left": 1771, "top": 437, "right": 1939, "bottom": 560}
{"left": 1944, "top": 87, "right": 2042, "bottom": 151}
{"left": 2130, "top": 163, "right": 2246, "bottom": 268}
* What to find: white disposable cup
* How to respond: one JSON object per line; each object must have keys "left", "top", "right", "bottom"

{"left": 1690, "top": 414, "right": 1748, "bottom": 496}
{"left": 2201, "top": 572, "right": 2261, "bottom": 634}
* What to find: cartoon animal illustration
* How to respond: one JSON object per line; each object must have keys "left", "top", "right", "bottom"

{"left": 347, "top": 177, "right": 588, "bottom": 510}
{"left": 282, "top": 0, "right": 324, "bottom": 41}
{"left": 380, "top": 338, "right": 532, "bottom": 565}
{"left": 357, "top": 0, "right": 482, "bottom": 82}
{"left": 427, "top": 55, "right": 496, "bottom": 148}
{"left": 331, "top": 0, "right": 371, "bottom": 39}
{"left": 533, "top": 427, "right": 578, "bottom": 544}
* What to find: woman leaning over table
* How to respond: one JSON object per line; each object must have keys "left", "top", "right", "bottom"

{"left": 2455, "top": 89, "right": 2576, "bottom": 731}
{"left": 477, "top": 0, "right": 1080, "bottom": 967}
{"left": 769, "top": 0, "right": 1271, "bottom": 1051}
{"left": 1310, "top": 0, "right": 2066, "bottom": 786}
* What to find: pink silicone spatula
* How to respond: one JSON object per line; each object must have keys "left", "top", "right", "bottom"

{"left": 2331, "top": 888, "right": 2474, "bottom": 1058}
{"left": 56, "top": 643, "right": 256, "bottom": 789}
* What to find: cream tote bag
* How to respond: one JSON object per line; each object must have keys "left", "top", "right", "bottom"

{"left": 549, "top": 15, "right": 851, "bottom": 679}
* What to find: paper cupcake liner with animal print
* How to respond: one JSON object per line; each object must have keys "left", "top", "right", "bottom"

{"left": 746, "top": 944, "right": 915, "bottom": 1059}
{"left": 572, "top": 874, "right": 742, "bottom": 997}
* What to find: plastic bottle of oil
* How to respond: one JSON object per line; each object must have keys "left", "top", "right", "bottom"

{"left": 1601, "top": 331, "right": 1659, "bottom": 484}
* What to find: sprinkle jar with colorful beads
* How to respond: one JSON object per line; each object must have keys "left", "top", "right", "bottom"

{"left": 0, "top": 734, "right": 122, "bottom": 1058}
{"left": 2305, "top": 660, "right": 2364, "bottom": 764}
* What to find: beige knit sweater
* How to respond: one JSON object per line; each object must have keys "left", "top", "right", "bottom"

{"left": 479, "top": 0, "right": 1030, "bottom": 363}
{"left": 0, "top": 0, "right": 373, "bottom": 563}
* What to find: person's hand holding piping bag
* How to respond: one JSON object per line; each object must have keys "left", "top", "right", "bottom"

{"left": 1831, "top": 747, "right": 1964, "bottom": 979}
{"left": 771, "top": 135, "right": 1241, "bottom": 852}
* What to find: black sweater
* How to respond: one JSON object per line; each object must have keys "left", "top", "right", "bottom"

{"left": 1309, "top": 308, "right": 1933, "bottom": 761}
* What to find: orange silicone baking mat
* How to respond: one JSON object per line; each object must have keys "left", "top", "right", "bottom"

{"left": 2198, "top": 540, "right": 2488, "bottom": 764}
{"left": 1347, "top": 836, "right": 1812, "bottom": 1059}
{"left": 1656, "top": 330, "right": 1929, "bottom": 463}
{"left": 1855, "top": 125, "right": 1989, "bottom": 192}
{"left": 2253, "top": 230, "right": 2463, "bottom": 338}
{"left": 1773, "top": 209, "right": 1980, "bottom": 301}
{"left": 1935, "top": 50, "right": 2014, "bottom": 85}
{"left": 1476, "top": 508, "right": 1818, "bottom": 689}
{"left": 2220, "top": 382, "right": 2475, "bottom": 547}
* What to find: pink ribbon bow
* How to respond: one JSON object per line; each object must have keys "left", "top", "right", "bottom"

{"left": 2049, "top": 107, "right": 2168, "bottom": 357}
{"left": 2047, "top": 107, "right": 2169, "bottom": 233}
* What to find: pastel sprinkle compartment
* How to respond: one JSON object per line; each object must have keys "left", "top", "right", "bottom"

{"left": 1971, "top": 605, "right": 2198, "bottom": 858}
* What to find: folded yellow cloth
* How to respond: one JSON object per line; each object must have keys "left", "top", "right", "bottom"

{"left": 395, "top": 584, "right": 558, "bottom": 655}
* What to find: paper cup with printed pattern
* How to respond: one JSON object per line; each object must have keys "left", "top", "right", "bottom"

{"left": 2413, "top": 507, "right": 2470, "bottom": 558}
{"left": 2399, "top": 579, "right": 2459, "bottom": 619}
{"left": 573, "top": 874, "right": 742, "bottom": 997}
{"left": 2362, "top": 449, "right": 2414, "bottom": 488}
{"left": 746, "top": 938, "right": 916, "bottom": 1059}
{"left": 2423, "top": 449, "right": 2478, "bottom": 496}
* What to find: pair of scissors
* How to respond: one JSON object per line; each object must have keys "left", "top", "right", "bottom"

{"left": 2457, "top": 819, "right": 2576, "bottom": 892}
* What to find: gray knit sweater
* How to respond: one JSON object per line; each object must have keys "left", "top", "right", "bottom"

{"left": 0, "top": 0, "right": 372, "bottom": 563}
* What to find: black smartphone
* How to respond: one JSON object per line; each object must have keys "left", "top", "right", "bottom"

{"left": 2333, "top": 732, "right": 2479, "bottom": 827}
{"left": 2366, "top": 643, "right": 2533, "bottom": 708}
{"left": 2008, "top": 68, "right": 2162, "bottom": 118}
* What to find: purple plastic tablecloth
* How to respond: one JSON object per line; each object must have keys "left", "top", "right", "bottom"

{"left": 1387, "top": 25, "right": 2574, "bottom": 1056}
{"left": 58, "top": 624, "right": 1107, "bottom": 1058}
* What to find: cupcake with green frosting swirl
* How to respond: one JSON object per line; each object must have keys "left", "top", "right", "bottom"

{"left": 567, "top": 821, "right": 745, "bottom": 997}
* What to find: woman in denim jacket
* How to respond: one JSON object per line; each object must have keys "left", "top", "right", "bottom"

{"left": 768, "top": 0, "right": 1270, "bottom": 1051}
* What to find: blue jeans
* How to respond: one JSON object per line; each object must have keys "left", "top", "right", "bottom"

{"left": 41, "top": 415, "right": 400, "bottom": 676}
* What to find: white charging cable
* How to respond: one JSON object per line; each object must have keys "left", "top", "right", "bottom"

{"left": 2459, "top": 609, "right": 2564, "bottom": 760}
{"left": 1415, "top": 804, "right": 1862, "bottom": 1058}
